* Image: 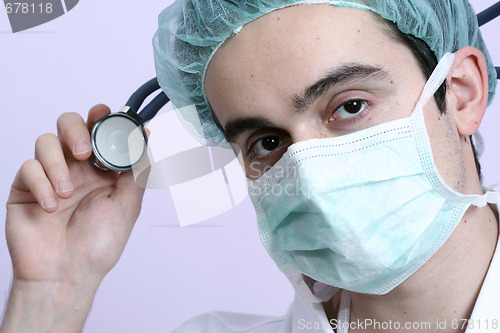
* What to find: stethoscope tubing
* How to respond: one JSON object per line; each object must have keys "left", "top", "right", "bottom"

{"left": 90, "top": 2, "right": 500, "bottom": 172}
{"left": 135, "top": 2, "right": 500, "bottom": 115}
{"left": 477, "top": 1, "right": 500, "bottom": 26}
{"left": 126, "top": 78, "right": 170, "bottom": 123}
{"left": 477, "top": 0, "right": 500, "bottom": 79}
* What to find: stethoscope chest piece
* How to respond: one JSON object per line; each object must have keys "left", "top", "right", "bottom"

{"left": 91, "top": 112, "right": 147, "bottom": 172}
{"left": 89, "top": 77, "right": 169, "bottom": 172}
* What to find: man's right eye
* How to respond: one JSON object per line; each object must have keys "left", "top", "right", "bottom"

{"left": 243, "top": 130, "right": 292, "bottom": 180}
{"left": 249, "top": 135, "right": 283, "bottom": 158}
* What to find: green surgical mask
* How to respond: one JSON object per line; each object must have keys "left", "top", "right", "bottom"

{"left": 248, "top": 53, "right": 498, "bottom": 300}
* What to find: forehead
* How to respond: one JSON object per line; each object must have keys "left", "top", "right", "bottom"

{"left": 216, "top": 5, "right": 390, "bottom": 54}
{"left": 204, "top": 4, "right": 416, "bottom": 124}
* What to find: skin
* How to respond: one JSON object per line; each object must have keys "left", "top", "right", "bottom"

{"left": 2, "top": 105, "right": 146, "bottom": 332}
{"left": 0, "top": 4, "right": 497, "bottom": 333}
{"left": 204, "top": 5, "right": 498, "bottom": 333}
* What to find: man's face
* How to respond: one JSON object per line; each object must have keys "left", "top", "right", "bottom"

{"left": 205, "top": 4, "right": 466, "bottom": 189}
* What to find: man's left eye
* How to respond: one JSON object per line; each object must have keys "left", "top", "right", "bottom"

{"left": 329, "top": 99, "right": 369, "bottom": 121}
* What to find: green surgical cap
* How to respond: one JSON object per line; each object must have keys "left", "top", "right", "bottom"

{"left": 153, "top": 0, "right": 497, "bottom": 147}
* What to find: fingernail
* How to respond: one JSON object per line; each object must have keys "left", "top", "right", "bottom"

{"left": 74, "top": 141, "right": 91, "bottom": 155}
{"left": 42, "top": 196, "right": 57, "bottom": 209}
{"left": 57, "top": 179, "right": 73, "bottom": 193}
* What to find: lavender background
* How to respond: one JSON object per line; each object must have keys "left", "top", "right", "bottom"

{"left": 0, "top": 1, "right": 499, "bottom": 332}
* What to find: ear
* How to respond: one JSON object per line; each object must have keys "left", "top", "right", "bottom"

{"left": 447, "top": 46, "right": 489, "bottom": 136}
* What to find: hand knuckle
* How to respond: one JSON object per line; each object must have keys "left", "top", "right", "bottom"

{"left": 31, "top": 181, "right": 46, "bottom": 194}
{"left": 20, "top": 159, "right": 40, "bottom": 173}
{"left": 57, "top": 112, "right": 82, "bottom": 128}
{"left": 56, "top": 113, "right": 68, "bottom": 126}
{"left": 35, "top": 133, "right": 56, "bottom": 147}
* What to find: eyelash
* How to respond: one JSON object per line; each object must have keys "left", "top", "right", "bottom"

{"left": 245, "top": 98, "right": 373, "bottom": 161}
{"left": 328, "top": 99, "right": 372, "bottom": 124}
{"left": 246, "top": 134, "right": 288, "bottom": 161}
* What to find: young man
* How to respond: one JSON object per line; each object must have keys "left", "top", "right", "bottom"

{"left": 2, "top": 0, "right": 499, "bottom": 332}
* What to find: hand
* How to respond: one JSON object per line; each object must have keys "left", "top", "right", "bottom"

{"left": 5, "top": 104, "right": 146, "bottom": 288}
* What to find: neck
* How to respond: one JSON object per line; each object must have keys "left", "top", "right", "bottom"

{"left": 331, "top": 204, "right": 498, "bottom": 333}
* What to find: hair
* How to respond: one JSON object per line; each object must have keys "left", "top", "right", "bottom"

{"left": 381, "top": 19, "right": 482, "bottom": 181}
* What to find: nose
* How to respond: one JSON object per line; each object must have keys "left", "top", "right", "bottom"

{"left": 289, "top": 119, "right": 331, "bottom": 144}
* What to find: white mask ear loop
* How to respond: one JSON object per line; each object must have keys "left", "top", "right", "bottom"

{"left": 411, "top": 52, "right": 498, "bottom": 208}
{"left": 414, "top": 52, "right": 456, "bottom": 110}
{"left": 336, "top": 290, "right": 351, "bottom": 333}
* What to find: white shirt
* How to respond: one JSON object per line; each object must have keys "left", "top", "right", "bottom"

{"left": 172, "top": 204, "right": 500, "bottom": 333}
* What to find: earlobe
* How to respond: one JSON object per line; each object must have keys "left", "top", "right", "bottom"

{"left": 447, "top": 47, "right": 489, "bottom": 136}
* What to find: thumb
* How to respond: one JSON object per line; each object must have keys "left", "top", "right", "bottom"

{"left": 112, "top": 169, "right": 148, "bottom": 222}
{"left": 111, "top": 127, "right": 152, "bottom": 221}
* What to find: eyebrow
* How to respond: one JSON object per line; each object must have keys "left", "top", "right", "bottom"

{"left": 292, "top": 64, "right": 390, "bottom": 112}
{"left": 222, "top": 63, "right": 390, "bottom": 143}
{"left": 224, "top": 117, "right": 276, "bottom": 144}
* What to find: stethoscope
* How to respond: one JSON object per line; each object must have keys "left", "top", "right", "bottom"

{"left": 477, "top": 1, "right": 500, "bottom": 78}
{"left": 90, "top": 78, "right": 169, "bottom": 171}
{"left": 90, "top": 1, "right": 500, "bottom": 172}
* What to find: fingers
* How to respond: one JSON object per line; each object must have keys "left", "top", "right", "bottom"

{"left": 34, "top": 133, "right": 73, "bottom": 199}
{"left": 13, "top": 159, "right": 59, "bottom": 213}
{"left": 56, "top": 105, "right": 111, "bottom": 161}
{"left": 86, "top": 104, "right": 111, "bottom": 131}
{"left": 57, "top": 112, "right": 93, "bottom": 160}
{"left": 20, "top": 104, "right": 111, "bottom": 213}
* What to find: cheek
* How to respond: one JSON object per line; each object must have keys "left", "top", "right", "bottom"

{"left": 423, "top": 104, "right": 466, "bottom": 192}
